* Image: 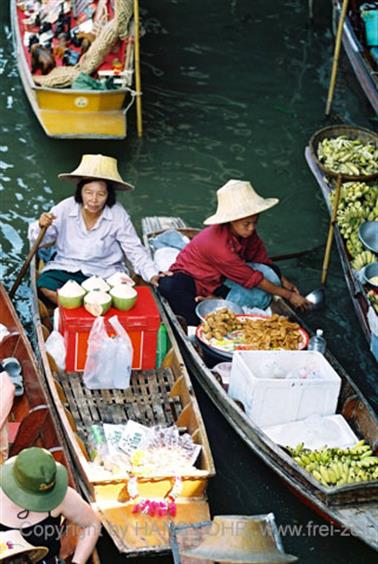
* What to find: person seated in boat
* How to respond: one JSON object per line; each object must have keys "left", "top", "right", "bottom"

{"left": 0, "top": 369, "right": 15, "bottom": 464}
{"left": 0, "top": 447, "right": 101, "bottom": 564}
{"left": 28, "top": 154, "right": 168, "bottom": 305}
{"left": 158, "top": 179, "right": 310, "bottom": 326}
{"left": 0, "top": 529, "right": 48, "bottom": 563}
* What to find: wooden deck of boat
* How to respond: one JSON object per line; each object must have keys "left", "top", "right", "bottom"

{"left": 59, "top": 368, "right": 183, "bottom": 437}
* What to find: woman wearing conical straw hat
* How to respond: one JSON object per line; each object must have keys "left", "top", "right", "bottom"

{"left": 159, "top": 180, "right": 310, "bottom": 325}
{"left": 28, "top": 155, "right": 169, "bottom": 305}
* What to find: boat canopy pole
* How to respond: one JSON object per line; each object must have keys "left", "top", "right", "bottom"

{"left": 321, "top": 173, "right": 342, "bottom": 285}
{"left": 325, "top": 0, "right": 349, "bottom": 116}
{"left": 134, "top": 0, "right": 143, "bottom": 137}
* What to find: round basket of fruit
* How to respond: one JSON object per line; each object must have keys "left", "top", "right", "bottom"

{"left": 309, "top": 125, "right": 378, "bottom": 181}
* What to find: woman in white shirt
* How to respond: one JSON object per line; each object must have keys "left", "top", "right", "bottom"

{"left": 28, "top": 154, "right": 163, "bottom": 305}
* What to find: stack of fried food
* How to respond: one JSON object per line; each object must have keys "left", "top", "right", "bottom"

{"left": 201, "top": 309, "right": 303, "bottom": 350}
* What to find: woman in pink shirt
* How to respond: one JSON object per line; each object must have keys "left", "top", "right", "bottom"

{"left": 159, "top": 180, "right": 309, "bottom": 325}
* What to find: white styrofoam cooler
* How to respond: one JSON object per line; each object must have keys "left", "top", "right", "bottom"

{"left": 262, "top": 414, "right": 358, "bottom": 450}
{"left": 228, "top": 350, "right": 341, "bottom": 427}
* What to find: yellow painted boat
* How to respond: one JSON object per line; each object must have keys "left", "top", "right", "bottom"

{"left": 11, "top": 0, "right": 137, "bottom": 139}
{"left": 30, "top": 258, "right": 215, "bottom": 556}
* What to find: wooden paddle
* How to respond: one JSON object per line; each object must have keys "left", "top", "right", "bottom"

{"left": 133, "top": 0, "right": 143, "bottom": 137}
{"left": 9, "top": 226, "right": 48, "bottom": 299}
{"left": 325, "top": 0, "right": 349, "bottom": 116}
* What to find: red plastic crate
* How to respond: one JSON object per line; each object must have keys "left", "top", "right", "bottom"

{"left": 58, "top": 286, "right": 160, "bottom": 372}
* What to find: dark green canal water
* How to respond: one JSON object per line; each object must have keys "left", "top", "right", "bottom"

{"left": 1, "top": 0, "right": 377, "bottom": 562}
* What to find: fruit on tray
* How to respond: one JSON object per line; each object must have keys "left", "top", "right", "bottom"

{"left": 318, "top": 136, "right": 378, "bottom": 176}
{"left": 287, "top": 440, "right": 378, "bottom": 486}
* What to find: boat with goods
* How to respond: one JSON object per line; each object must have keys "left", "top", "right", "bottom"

{"left": 11, "top": 0, "right": 139, "bottom": 139}
{"left": 305, "top": 124, "right": 378, "bottom": 362}
{"left": 142, "top": 215, "right": 378, "bottom": 551}
{"left": 0, "top": 283, "right": 99, "bottom": 563}
{"left": 332, "top": 0, "right": 378, "bottom": 113}
{"left": 30, "top": 255, "right": 215, "bottom": 557}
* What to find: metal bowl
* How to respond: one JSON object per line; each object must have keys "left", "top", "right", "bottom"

{"left": 195, "top": 299, "right": 243, "bottom": 323}
{"left": 359, "top": 221, "right": 378, "bottom": 254}
{"left": 308, "top": 125, "right": 378, "bottom": 181}
{"left": 305, "top": 287, "right": 325, "bottom": 310}
{"left": 362, "top": 262, "right": 378, "bottom": 290}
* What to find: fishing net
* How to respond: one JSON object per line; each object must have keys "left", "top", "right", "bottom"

{"left": 33, "top": 0, "right": 133, "bottom": 88}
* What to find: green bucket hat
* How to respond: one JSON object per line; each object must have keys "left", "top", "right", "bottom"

{"left": 0, "top": 447, "right": 68, "bottom": 512}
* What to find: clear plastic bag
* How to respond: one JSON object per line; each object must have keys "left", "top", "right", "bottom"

{"left": 45, "top": 330, "right": 66, "bottom": 371}
{"left": 83, "top": 315, "right": 133, "bottom": 390}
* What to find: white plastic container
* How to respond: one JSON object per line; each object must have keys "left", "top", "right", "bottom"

{"left": 228, "top": 351, "right": 341, "bottom": 427}
{"left": 262, "top": 414, "right": 358, "bottom": 450}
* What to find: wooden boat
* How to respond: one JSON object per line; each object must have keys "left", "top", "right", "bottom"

{"left": 304, "top": 139, "right": 378, "bottom": 363}
{"left": 30, "top": 260, "right": 215, "bottom": 556}
{"left": 332, "top": 0, "right": 378, "bottom": 113}
{"left": 0, "top": 283, "right": 99, "bottom": 563}
{"left": 142, "top": 216, "right": 378, "bottom": 551}
{"left": 11, "top": 0, "right": 138, "bottom": 139}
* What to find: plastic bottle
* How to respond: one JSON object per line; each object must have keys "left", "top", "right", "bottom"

{"left": 156, "top": 323, "right": 168, "bottom": 367}
{"left": 307, "top": 329, "right": 327, "bottom": 354}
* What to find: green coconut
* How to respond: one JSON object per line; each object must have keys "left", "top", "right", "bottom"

{"left": 58, "top": 280, "right": 86, "bottom": 309}
{"left": 84, "top": 290, "right": 112, "bottom": 317}
{"left": 110, "top": 284, "right": 138, "bottom": 311}
{"left": 81, "top": 275, "right": 110, "bottom": 293}
{"left": 106, "top": 272, "right": 135, "bottom": 288}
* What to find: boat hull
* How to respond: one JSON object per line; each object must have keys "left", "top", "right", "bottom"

{"left": 10, "top": 0, "right": 132, "bottom": 139}
{"left": 0, "top": 284, "right": 99, "bottom": 563}
{"left": 333, "top": 0, "right": 378, "bottom": 113}
{"left": 304, "top": 146, "right": 376, "bottom": 359}
{"left": 30, "top": 260, "right": 215, "bottom": 556}
{"left": 142, "top": 216, "right": 378, "bottom": 551}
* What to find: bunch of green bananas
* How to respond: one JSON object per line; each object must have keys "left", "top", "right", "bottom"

{"left": 328, "top": 181, "right": 378, "bottom": 260}
{"left": 287, "top": 440, "right": 378, "bottom": 487}
{"left": 351, "top": 250, "right": 377, "bottom": 270}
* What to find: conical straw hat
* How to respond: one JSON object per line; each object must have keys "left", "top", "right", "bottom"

{"left": 204, "top": 180, "right": 278, "bottom": 225}
{"left": 0, "top": 530, "right": 48, "bottom": 562}
{"left": 58, "top": 154, "right": 134, "bottom": 191}
{"left": 181, "top": 514, "right": 298, "bottom": 563}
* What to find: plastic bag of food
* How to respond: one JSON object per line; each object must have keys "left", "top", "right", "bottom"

{"left": 83, "top": 315, "right": 133, "bottom": 389}
{"left": 45, "top": 331, "right": 66, "bottom": 371}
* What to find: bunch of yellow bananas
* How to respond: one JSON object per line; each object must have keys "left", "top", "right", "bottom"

{"left": 287, "top": 440, "right": 378, "bottom": 487}
{"left": 328, "top": 181, "right": 378, "bottom": 260}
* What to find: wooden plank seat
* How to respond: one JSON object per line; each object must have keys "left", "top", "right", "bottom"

{"left": 57, "top": 368, "right": 183, "bottom": 445}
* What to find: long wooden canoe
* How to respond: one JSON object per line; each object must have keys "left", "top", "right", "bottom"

{"left": 332, "top": 0, "right": 378, "bottom": 114}
{"left": 0, "top": 283, "right": 99, "bottom": 563}
{"left": 142, "top": 216, "right": 378, "bottom": 551}
{"left": 10, "top": 0, "right": 137, "bottom": 139}
{"left": 30, "top": 259, "right": 215, "bottom": 557}
{"left": 304, "top": 145, "right": 378, "bottom": 363}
